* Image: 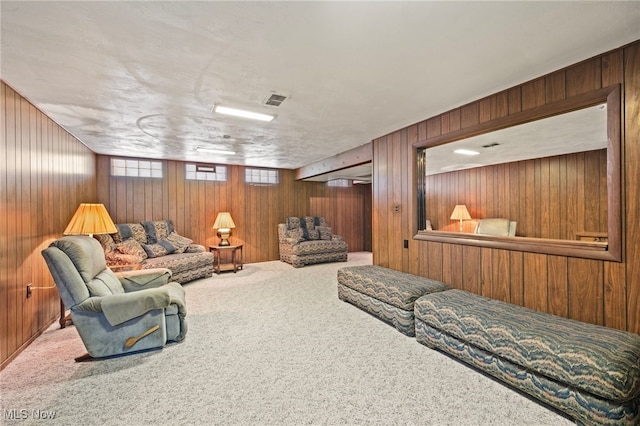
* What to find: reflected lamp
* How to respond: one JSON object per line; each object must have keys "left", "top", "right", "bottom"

{"left": 450, "top": 205, "right": 471, "bottom": 232}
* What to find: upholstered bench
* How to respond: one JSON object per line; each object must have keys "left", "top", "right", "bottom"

{"left": 337, "top": 265, "right": 449, "bottom": 336}
{"left": 414, "top": 289, "right": 640, "bottom": 425}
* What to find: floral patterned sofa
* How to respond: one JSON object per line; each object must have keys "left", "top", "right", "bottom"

{"left": 94, "top": 220, "right": 214, "bottom": 284}
{"left": 278, "top": 216, "right": 348, "bottom": 268}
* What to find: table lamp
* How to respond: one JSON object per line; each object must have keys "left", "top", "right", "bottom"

{"left": 213, "top": 212, "right": 236, "bottom": 246}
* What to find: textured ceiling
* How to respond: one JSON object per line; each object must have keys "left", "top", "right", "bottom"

{"left": 1, "top": 1, "right": 639, "bottom": 173}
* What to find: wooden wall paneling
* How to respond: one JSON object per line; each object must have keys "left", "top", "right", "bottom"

{"left": 462, "top": 245, "right": 482, "bottom": 294}
{"left": 17, "top": 95, "right": 29, "bottom": 344}
{"left": 566, "top": 57, "right": 601, "bottom": 96}
{"left": 427, "top": 241, "right": 443, "bottom": 281}
{"left": 2, "top": 81, "right": 97, "bottom": 368}
{"left": 509, "top": 251, "right": 524, "bottom": 306}
{"left": 546, "top": 256, "right": 568, "bottom": 318}
{"left": 568, "top": 258, "right": 604, "bottom": 325}
{"left": 539, "top": 157, "right": 550, "bottom": 238}
{"left": 584, "top": 150, "right": 601, "bottom": 232}
{"left": 548, "top": 156, "right": 560, "bottom": 239}
{"left": 450, "top": 244, "right": 464, "bottom": 289}
{"left": 375, "top": 136, "right": 389, "bottom": 267}
{"left": 545, "top": 70, "right": 566, "bottom": 103}
{"left": 492, "top": 249, "right": 511, "bottom": 303}
{"left": 389, "top": 131, "right": 402, "bottom": 270}
{"left": 480, "top": 248, "right": 493, "bottom": 298}
{"left": 604, "top": 262, "right": 627, "bottom": 330}
{"left": 523, "top": 253, "right": 548, "bottom": 312}
{"left": 400, "top": 128, "right": 411, "bottom": 272}
{"left": 441, "top": 243, "right": 453, "bottom": 285}
{"left": 522, "top": 78, "right": 546, "bottom": 110}
{"left": 625, "top": 42, "right": 640, "bottom": 334}
{"left": 2, "top": 84, "right": 16, "bottom": 360}
{"left": 407, "top": 124, "right": 419, "bottom": 275}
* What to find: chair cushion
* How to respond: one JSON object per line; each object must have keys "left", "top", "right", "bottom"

{"left": 87, "top": 269, "right": 125, "bottom": 297}
{"left": 51, "top": 236, "right": 108, "bottom": 283}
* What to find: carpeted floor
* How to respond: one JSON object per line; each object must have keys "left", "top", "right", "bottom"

{"left": 1, "top": 252, "right": 572, "bottom": 425}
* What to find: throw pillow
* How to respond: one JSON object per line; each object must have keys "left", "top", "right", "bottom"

{"left": 142, "top": 241, "right": 176, "bottom": 258}
{"left": 164, "top": 231, "right": 193, "bottom": 254}
{"left": 306, "top": 229, "right": 320, "bottom": 240}
{"left": 142, "top": 220, "right": 174, "bottom": 244}
{"left": 286, "top": 227, "right": 306, "bottom": 243}
{"left": 115, "top": 223, "right": 147, "bottom": 245}
{"left": 286, "top": 217, "right": 301, "bottom": 230}
{"left": 316, "top": 226, "right": 332, "bottom": 240}
{"left": 94, "top": 233, "right": 117, "bottom": 252}
{"left": 115, "top": 238, "right": 148, "bottom": 260}
{"left": 106, "top": 251, "right": 144, "bottom": 267}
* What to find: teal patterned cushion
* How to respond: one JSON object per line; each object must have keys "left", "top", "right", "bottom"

{"left": 414, "top": 289, "right": 640, "bottom": 402}
{"left": 115, "top": 223, "right": 147, "bottom": 244}
{"left": 115, "top": 238, "right": 148, "bottom": 260}
{"left": 316, "top": 226, "right": 332, "bottom": 240}
{"left": 142, "top": 220, "right": 174, "bottom": 244}
{"left": 164, "top": 232, "right": 193, "bottom": 254}
{"left": 338, "top": 265, "right": 449, "bottom": 311}
{"left": 142, "top": 241, "right": 175, "bottom": 258}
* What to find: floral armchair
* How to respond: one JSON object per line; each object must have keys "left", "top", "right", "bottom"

{"left": 278, "top": 216, "right": 348, "bottom": 268}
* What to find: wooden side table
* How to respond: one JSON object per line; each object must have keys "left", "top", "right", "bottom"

{"left": 59, "top": 263, "right": 142, "bottom": 328}
{"left": 209, "top": 244, "right": 244, "bottom": 274}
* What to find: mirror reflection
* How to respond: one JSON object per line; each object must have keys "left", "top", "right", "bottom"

{"left": 423, "top": 103, "right": 608, "bottom": 242}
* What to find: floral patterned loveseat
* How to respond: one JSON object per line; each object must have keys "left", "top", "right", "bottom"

{"left": 94, "top": 220, "right": 214, "bottom": 284}
{"left": 278, "top": 216, "right": 348, "bottom": 268}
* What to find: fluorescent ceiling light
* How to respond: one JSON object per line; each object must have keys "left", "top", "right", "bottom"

{"left": 196, "top": 147, "right": 236, "bottom": 156}
{"left": 454, "top": 149, "right": 480, "bottom": 156}
{"left": 213, "top": 105, "right": 275, "bottom": 122}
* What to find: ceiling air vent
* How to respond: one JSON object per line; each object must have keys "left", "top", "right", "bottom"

{"left": 263, "top": 93, "right": 287, "bottom": 107}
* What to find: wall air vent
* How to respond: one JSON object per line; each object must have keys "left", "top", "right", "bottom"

{"left": 263, "top": 93, "right": 287, "bottom": 107}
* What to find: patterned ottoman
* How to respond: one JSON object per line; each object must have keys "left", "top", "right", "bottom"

{"left": 414, "top": 289, "right": 640, "bottom": 425}
{"left": 338, "top": 265, "right": 449, "bottom": 336}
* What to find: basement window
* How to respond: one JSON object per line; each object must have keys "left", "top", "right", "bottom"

{"left": 245, "top": 168, "right": 278, "bottom": 185}
{"left": 111, "top": 158, "right": 163, "bottom": 178}
{"left": 185, "top": 164, "right": 227, "bottom": 182}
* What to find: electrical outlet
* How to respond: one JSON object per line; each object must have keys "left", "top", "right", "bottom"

{"left": 26, "top": 283, "right": 32, "bottom": 299}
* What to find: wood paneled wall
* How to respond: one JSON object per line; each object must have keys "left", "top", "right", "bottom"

{"left": 97, "top": 157, "right": 370, "bottom": 264}
{"left": 372, "top": 41, "right": 640, "bottom": 333}
{"left": 1, "top": 81, "right": 98, "bottom": 368}
{"left": 426, "top": 149, "right": 608, "bottom": 238}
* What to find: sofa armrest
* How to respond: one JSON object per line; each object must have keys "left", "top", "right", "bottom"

{"left": 117, "top": 268, "right": 173, "bottom": 292}
{"left": 184, "top": 244, "right": 205, "bottom": 253}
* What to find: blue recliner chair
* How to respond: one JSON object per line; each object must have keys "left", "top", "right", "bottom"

{"left": 42, "top": 235, "right": 187, "bottom": 360}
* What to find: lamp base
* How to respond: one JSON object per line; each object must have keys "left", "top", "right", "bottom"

{"left": 218, "top": 229, "right": 231, "bottom": 246}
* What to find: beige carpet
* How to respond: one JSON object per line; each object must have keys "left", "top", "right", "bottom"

{"left": 0, "top": 252, "right": 572, "bottom": 425}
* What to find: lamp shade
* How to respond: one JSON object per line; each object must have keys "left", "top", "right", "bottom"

{"left": 212, "top": 212, "right": 236, "bottom": 230}
{"left": 64, "top": 203, "right": 117, "bottom": 236}
{"left": 450, "top": 205, "right": 471, "bottom": 221}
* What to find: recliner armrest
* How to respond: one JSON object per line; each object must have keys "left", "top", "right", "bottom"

{"left": 100, "top": 289, "right": 172, "bottom": 326}
{"left": 117, "top": 268, "right": 172, "bottom": 292}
